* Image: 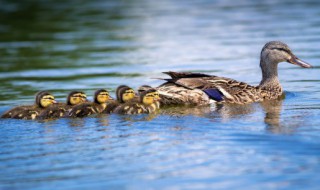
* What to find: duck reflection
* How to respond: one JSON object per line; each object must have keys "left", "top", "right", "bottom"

{"left": 260, "top": 99, "right": 283, "bottom": 128}
{"left": 160, "top": 98, "right": 287, "bottom": 133}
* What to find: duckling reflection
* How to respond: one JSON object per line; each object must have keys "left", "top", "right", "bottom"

{"left": 159, "top": 105, "right": 212, "bottom": 117}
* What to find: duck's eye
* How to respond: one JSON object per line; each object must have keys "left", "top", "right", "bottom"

{"left": 272, "top": 47, "right": 290, "bottom": 54}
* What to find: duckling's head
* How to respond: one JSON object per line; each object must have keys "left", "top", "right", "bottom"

{"left": 67, "top": 91, "right": 88, "bottom": 105}
{"left": 94, "top": 89, "right": 110, "bottom": 104}
{"left": 260, "top": 41, "right": 312, "bottom": 69}
{"left": 35, "top": 91, "right": 56, "bottom": 108}
{"left": 140, "top": 88, "right": 160, "bottom": 106}
{"left": 137, "top": 85, "right": 152, "bottom": 95}
{"left": 152, "top": 90, "right": 161, "bottom": 102}
{"left": 116, "top": 85, "right": 135, "bottom": 103}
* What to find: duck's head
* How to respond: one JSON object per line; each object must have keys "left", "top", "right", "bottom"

{"left": 260, "top": 41, "right": 312, "bottom": 69}
{"left": 116, "top": 85, "right": 135, "bottom": 103}
{"left": 35, "top": 91, "right": 57, "bottom": 108}
{"left": 94, "top": 89, "right": 110, "bottom": 104}
{"left": 67, "top": 91, "right": 88, "bottom": 105}
{"left": 137, "top": 85, "right": 152, "bottom": 95}
{"left": 140, "top": 88, "right": 161, "bottom": 105}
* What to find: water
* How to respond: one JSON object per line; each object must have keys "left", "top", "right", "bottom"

{"left": 1, "top": 0, "right": 320, "bottom": 189}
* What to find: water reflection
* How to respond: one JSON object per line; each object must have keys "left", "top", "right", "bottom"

{"left": 261, "top": 99, "right": 283, "bottom": 128}
{"left": 160, "top": 99, "right": 288, "bottom": 133}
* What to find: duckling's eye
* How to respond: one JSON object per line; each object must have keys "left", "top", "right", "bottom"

{"left": 100, "top": 93, "right": 109, "bottom": 96}
{"left": 43, "top": 96, "right": 54, "bottom": 100}
{"left": 125, "top": 90, "right": 134, "bottom": 94}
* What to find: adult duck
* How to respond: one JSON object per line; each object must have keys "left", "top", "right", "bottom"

{"left": 157, "top": 41, "right": 312, "bottom": 105}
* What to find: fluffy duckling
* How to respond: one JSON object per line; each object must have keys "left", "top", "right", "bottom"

{"left": 37, "top": 91, "right": 88, "bottom": 119}
{"left": 68, "top": 89, "right": 110, "bottom": 117}
{"left": 102, "top": 85, "right": 136, "bottom": 114}
{"left": 1, "top": 91, "right": 57, "bottom": 120}
{"left": 137, "top": 85, "right": 161, "bottom": 109}
{"left": 113, "top": 88, "right": 161, "bottom": 115}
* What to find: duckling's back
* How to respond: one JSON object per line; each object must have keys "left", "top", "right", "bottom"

{"left": 68, "top": 102, "right": 100, "bottom": 117}
{"left": 37, "top": 103, "right": 68, "bottom": 120}
{"left": 113, "top": 102, "right": 147, "bottom": 115}
{"left": 2, "top": 105, "right": 40, "bottom": 120}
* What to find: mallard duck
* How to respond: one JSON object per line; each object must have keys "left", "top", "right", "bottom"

{"left": 68, "top": 89, "right": 110, "bottom": 117}
{"left": 157, "top": 41, "right": 312, "bottom": 105}
{"left": 37, "top": 91, "right": 88, "bottom": 119}
{"left": 113, "top": 88, "right": 161, "bottom": 114}
{"left": 102, "top": 85, "right": 136, "bottom": 114}
{"left": 1, "top": 91, "right": 57, "bottom": 120}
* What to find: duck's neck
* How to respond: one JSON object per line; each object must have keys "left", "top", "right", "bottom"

{"left": 259, "top": 59, "right": 282, "bottom": 91}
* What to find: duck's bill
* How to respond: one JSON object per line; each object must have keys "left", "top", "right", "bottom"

{"left": 288, "top": 56, "right": 312, "bottom": 68}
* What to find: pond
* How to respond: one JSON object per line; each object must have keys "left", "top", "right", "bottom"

{"left": 1, "top": 0, "right": 320, "bottom": 189}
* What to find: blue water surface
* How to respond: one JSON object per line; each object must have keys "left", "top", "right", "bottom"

{"left": 0, "top": 0, "right": 320, "bottom": 189}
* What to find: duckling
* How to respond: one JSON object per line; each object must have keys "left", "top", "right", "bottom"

{"left": 68, "top": 89, "right": 110, "bottom": 117}
{"left": 1, "top": 91, "right": 57, "bottom": 120}
{"left": 102, "top": 85, "right": 136, "bottom": 114}
{"left": 113, "top": 88, "right": 161, "bottom": 115}
{"left": 37, "top": 91, "right": 88, "bottom": 119}
{"left": 137, "top": 85, "right": 161, "bottom": 109}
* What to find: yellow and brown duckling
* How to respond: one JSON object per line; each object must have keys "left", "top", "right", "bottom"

{"left": 137, "top": 85, "right": 161, "bottom": 109}
{"left": 37, "top": 91, "right": 88, "bottom": 120}
{"left": 68, "top": 89, "right": 110, "bottom": 118}
{"left": 1, "top": 91, "right": 57, "bottom": 120}
{"left": 102, "top": 85, "right": 136, "bottom": 114}
{"left": 113, "top": 88, "right": 161, "bottom": 115}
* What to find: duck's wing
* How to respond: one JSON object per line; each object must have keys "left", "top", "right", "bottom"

{"left": 158, "top": 71, "right": 264, "bottom": 104}
{"left": 163, "top": 71, "right": 213, "bottom": 79}
{"left": 171, "top": 76, "right": 263, "bottom": 104}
